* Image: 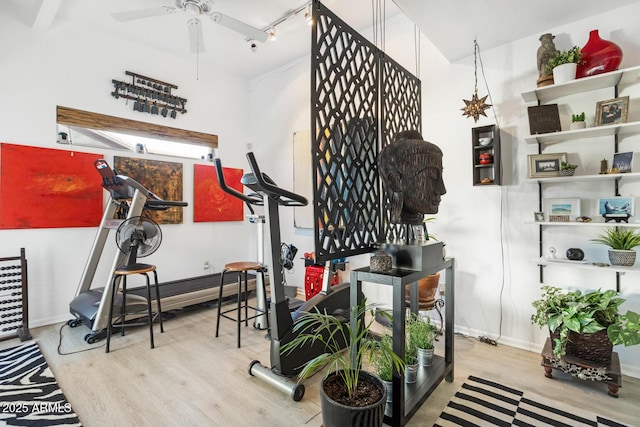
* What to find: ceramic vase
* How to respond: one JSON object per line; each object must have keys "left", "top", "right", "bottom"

{"left": 576, "top": 30, "right": 623, "bottom": 78}
{"left": 552, "top": 63, "right": 577, "bottom": 84}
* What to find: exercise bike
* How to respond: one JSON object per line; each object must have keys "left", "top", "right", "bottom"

{"left": 215, "top": 153, "right": 355, "bottom": 401}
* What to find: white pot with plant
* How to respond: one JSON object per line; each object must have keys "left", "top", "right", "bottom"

{"left": 547, "top": 46, "right": 582, "bottom": 84}
{"left": 559, "top": 161, "right": 578, "bottom": 177}
{"left": 570, "top": 112, "right": 586, "bottom": 129}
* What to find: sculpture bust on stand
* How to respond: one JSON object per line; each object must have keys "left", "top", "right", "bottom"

{"left": 377, "top": 130, "right": 446, "bottom": 270}
{"left": 378, "top": 130, "right": 446, "bottom": 226}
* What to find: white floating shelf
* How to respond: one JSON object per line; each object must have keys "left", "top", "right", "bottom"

{"left": 536, "top": 256, "right": 640, "bottom": 273}
{"left": 524, "top": 121, "right": 640, "bottom": 145}
{"left": 527, "top": 172, "right": 640, "bottom": 184}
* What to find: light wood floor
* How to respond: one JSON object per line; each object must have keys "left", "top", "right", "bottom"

{"left": 3, "top": 300, "right": 639, "bottom": 427}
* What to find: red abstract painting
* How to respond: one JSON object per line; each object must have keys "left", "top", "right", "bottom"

{"left": 0, "top": 143, "right": 103, "bottom": 229}
{"left": 193, "top": 164, "right": 244, "bottom": 222}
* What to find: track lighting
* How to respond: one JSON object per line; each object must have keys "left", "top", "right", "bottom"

{"left": 268, "top": 27, "right": 277, "bottom": 41}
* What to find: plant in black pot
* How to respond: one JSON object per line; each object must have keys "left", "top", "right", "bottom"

{"left": 591, "top": 227, "right": 640, "bottom": 266}
{"left": 282, "top": 299, "right": 404, "bottom": 427}
{"left": 531, "top": 285, "right": 640, "bottom": 363}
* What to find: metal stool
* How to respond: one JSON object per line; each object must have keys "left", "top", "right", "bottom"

{"left": 215, "top": 261, "right": 268, "bottom": 348}
{"left": 106, "top": 263, "right": 164, "bottom": 353}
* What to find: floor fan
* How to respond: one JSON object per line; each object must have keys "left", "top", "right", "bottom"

{"left": 115, "top": 216, "right": 162, "bottom": 267}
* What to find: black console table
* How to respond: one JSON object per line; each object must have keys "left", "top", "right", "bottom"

{"left": 350, "top": 257, "right": 455, "bottom": 427}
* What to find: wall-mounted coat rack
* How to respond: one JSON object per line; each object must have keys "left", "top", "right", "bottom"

{"left": 111, "top": 71, "right": 187, "bottom": 119}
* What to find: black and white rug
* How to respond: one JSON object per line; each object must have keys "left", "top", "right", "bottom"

{"left": 0, "top": 341, "right": 81, "bottom": 426}
{"left": 435, "top": 375, "right": 633, "bottom": 427}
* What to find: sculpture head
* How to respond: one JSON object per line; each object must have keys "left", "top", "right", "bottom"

{"left": 378, "top": 130, "right": 446, "bottom": 225}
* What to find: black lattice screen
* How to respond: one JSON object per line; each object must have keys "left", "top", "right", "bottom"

{"left": 0, "top": 248, "right": 31, "bottom": 342}
{"left": 312, "top": 1, "right": 422, "bottom": 263}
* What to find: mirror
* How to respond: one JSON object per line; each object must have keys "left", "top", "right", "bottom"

{"left": 56, "top": 106, "right": 218, "bottom": 160}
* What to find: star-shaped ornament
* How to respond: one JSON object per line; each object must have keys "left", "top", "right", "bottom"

{"left": 461, "top": 92, "right": 491, "bottom": 122}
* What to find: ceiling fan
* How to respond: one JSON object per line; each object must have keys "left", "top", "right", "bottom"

{"left": 111, "top": 0, "right": 268, "bottom": 53}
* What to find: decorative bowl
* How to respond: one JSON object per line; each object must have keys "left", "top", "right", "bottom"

{"left": 478, "top": 137, "right": 493, "bottom": 146}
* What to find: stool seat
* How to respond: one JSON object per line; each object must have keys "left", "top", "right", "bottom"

{"left": 224, "top": 261, "right": 262, "bottom": 272}
{"left": 215, "top": 261, "right": 268, "bottom": 348}
{"left": 115, "top": 263, "right": 156, "bottom": 274}
{"left": 106, "top": 263, "right": 164, "bottom": 353}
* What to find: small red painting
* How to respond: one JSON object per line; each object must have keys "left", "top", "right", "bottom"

{"left": 193, "top": 164, "right": 244, "bottom": 222}
{"left": 0, "top": 143, "right": 103, "bottom": 229}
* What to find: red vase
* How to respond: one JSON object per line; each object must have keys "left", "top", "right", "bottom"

{"left": 576, "top": 29, "right": 623, "bottom": 78}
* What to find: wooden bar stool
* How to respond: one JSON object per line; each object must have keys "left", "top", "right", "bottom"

{"left": 106, "top": 263, "right": 164, "bottom": 353}
{"left": 215, "top": 261, "right": 268, "bottom": 348}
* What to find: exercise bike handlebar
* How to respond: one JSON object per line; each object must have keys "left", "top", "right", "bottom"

{"left": 246, "top": 152, "right": 308, "bottom": 207}
{"left": 213, "top": 158, "right": 263, "bottom": 206}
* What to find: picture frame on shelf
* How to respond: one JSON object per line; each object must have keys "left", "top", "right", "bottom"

{"left": 598, "top": 196, "right": 634, "bottom": 217}
{"left": 527, "top": 104, "right": 561, "bottom": 135}
{"left": 534, "top": 212, "right": 545, "bottom": 222}
{"left": 595, "top": 96, "right": 629, "bottom": 126}
{"left": 612, "top": 151, "right": 633, "bottom": 173}
{"left": 543, "top": 198, "right": 580, "bottom": 221}
{"left": 528, "top": 153, "right": 567, "bottom": 178}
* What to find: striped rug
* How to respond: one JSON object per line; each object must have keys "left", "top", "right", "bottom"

{"left": 0, "top": 341, "right": 81, "bottom": 426}
{"left": 435, "top": 375, "right": 633, "bottom": 427}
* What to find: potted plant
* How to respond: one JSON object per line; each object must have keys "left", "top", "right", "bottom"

{"left": 546, "top": 45, "right": 582, "bottom": 84}
{"left": 591, "top": 227, "right": 640, "bottom": 266}
{"left": 404, "top": 328, "right": 419, "bottom": 383}
{"left": 531, "top": 285, "right": 640, "bottom": 363}
{"left": 282, "top": 299, "right": 404, "bottom": 427}
{"left": 570, "top": 112, "right": 586, "bottom": 129}
{"left": 407, "top": 314, "right": 436, "bottom": 367}
{"left": 559, "top": 161, "right": 578, "bottom": 176}
{"left": 371, "top": 334, "right": 394, "bottom": 415}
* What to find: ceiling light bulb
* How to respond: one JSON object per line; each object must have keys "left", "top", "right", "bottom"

{"left": 184, "top": 2, "right": 200, "bottom": 16}
{"left": 305, "top": 4, "right": 313, "bottom": 25}
{"left": 268, "top": 27, "right": 277, "bottom": 41}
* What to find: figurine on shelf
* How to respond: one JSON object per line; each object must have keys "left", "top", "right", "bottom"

{"left": 536, "top": 33, "right": 559, "bottom": 87}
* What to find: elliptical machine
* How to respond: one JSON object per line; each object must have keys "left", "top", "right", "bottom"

{"left": 215, "top": 153, "right": 355, "bottom": 401}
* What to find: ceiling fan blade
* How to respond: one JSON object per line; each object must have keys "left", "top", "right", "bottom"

{"left": 188, "top": 18, "right": 205, "bottom": 54}
{"left": 112, "top": 5, "right": 176, "bottom": 22}
{"left": 210, "top": 12, "right": 268, "bottom": 42}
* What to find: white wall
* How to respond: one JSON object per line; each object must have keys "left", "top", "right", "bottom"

{"left": 248, "top": 4, "right": 640, "bottom": 377}
{"left": 0, "top": 13, "right": 257, "bottom": 327}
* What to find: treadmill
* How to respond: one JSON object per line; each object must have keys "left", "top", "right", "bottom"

{"left": 69, "top": 159, "right": 193, "bottom": 343}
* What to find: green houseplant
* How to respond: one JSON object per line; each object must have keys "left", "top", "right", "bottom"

{"left": 546, "top": 45, "right": 582, "bottom": 84}
{"left": 531, "top": 285, "right": 640, "bottom": 361}
{"left": 282, "top": 299, "right": 404, "bottom": 427}
{"left": 591, "top": 227, "right": 640, "bottom": 266}
{"left": 559, "top": 161, "right": 578, "bottom": 176}
{"left": 407, "top": 314, "right": 436, "bottom": 367}
{"left": 571, "top": 112, "right": 586, "bottom": 130}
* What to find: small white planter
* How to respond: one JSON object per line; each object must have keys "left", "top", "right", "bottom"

{"left": 553, "top": 63, "right": 577, "bottom": 84}
{"left": 608, "top": 249, "right": 637, "bottom": 266}
{"left": 570, "top": 121, "right": 586, "bottom": 130}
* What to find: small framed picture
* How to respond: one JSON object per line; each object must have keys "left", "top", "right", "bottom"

{"left": 598, "top": 196, "right": 634, "bottom": 217}
{"left": 543, "top": 198, "right": 580, "bottom": 221}
{"left": 612, "top": 151, "right": 633, "bottom": 173}
{"left": 534, "top": 212, "right": 545, "bottom": 222}
{"left": 595, "top": 96, "right": 629, "bottom": 126}
{"left": 528, "top": 153, "right": 567, "bottom": 178}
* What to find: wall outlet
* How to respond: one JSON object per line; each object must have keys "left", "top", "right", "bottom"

{"left": 202, "top": 260, "right": 210, "bottom": 270}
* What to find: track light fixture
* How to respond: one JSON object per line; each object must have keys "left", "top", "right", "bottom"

{"left": 268, "top": 27, "right": 277, "bottom": 41}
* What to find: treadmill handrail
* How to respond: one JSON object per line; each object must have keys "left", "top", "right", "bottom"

{"left": 246, "top": 152, "right": 308, "bottom": 207}
{"left": 214, "top": 158, "right": 263, "bottom": 206}
{"left": 115, "top": 176, "right": 188, "bottom": 207}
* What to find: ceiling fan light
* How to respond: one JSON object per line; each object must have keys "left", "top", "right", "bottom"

{"left": 185, "top": 2, "right": 200, "bottom": 16}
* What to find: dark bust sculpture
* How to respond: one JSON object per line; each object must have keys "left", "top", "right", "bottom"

{"left": 378, "top": 130, "right": 446, "bottom": 225}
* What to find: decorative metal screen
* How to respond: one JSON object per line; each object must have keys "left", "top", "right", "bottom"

{"left": 311, "top": 1, "right": 422, "bottom": 263}
{"left": 380, "top": 53, "right": 423, "bottom": 242}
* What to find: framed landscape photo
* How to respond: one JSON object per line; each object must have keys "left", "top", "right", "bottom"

{"left": 595, "top": 96, "right": 629, "bottom": 126}
{"left": 598, "top": 196, "right": 634, "bottom": 217}
{"left": 528, "top": 153, "right": 567, "bottom": 178}
{"left": 543, "top": 198, "right": 580, "bottom": 221}
{"left": 612, "top": 151, "right": 633, "bottom": 173}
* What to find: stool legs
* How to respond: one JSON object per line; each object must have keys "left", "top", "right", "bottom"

{"left": 215, "top": 269, "right": 227, "bottom": 339}
{"left": 106, "top": 269, "right": 163, "bottom": 353}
